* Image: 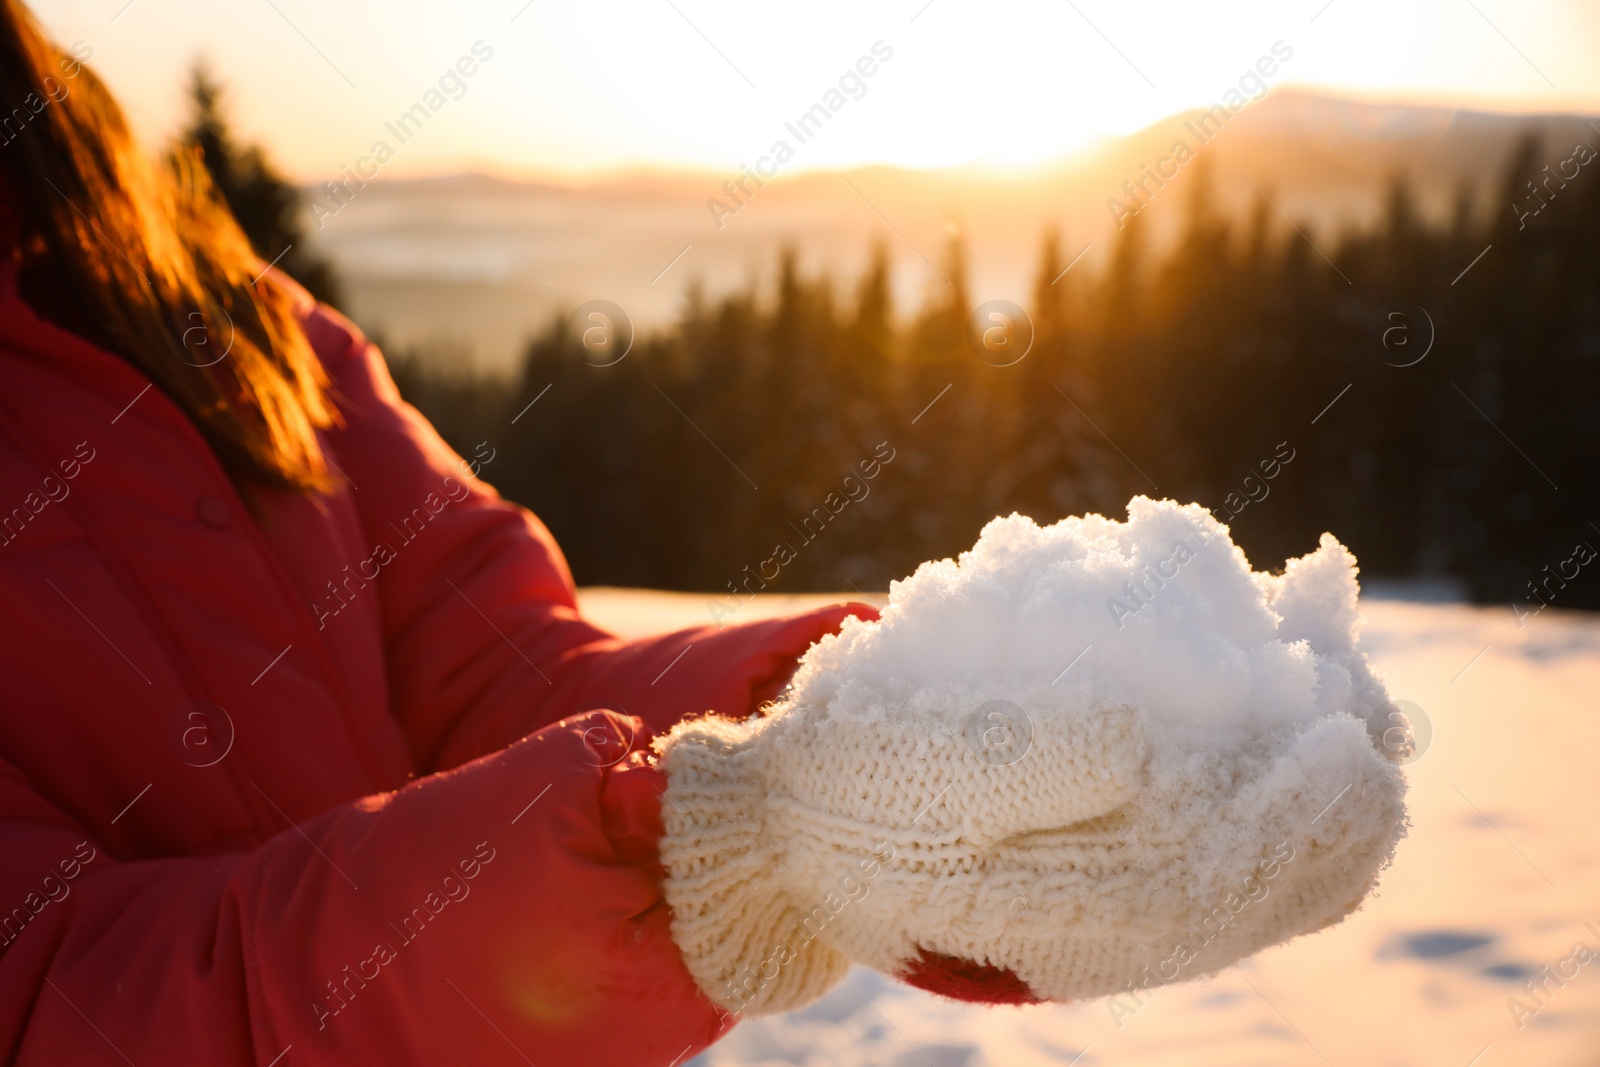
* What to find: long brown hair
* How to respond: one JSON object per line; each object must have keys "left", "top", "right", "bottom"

{"left": 0, "top": 0, "right": 335, "bottom": 491}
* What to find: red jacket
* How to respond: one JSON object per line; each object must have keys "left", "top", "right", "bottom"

{"left": 0, "top": 257, "right": 872, "bottom": 1065}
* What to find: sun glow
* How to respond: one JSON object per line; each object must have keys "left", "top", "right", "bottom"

{"left": 29, "top": 0, "right": 1600, "bottom": 182}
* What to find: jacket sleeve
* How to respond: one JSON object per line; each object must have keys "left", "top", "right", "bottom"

{"left": 0, "top": 710, "right": 728, "bottom": 1066}
{"left": 296, "top": 294, "right": 877, "bottom": 773}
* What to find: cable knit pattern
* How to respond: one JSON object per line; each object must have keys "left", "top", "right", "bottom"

{"left": 657, "top": 502, "right": 1410, "bottom": 1017}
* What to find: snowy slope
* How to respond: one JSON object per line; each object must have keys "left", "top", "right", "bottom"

{"left": 577, "top": 587, "right": 1600, "bottom": 1067}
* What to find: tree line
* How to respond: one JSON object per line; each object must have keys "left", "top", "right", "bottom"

{"left": 392, "top": 137, "right": 1597, "bottom": 613}
{"left": 177, "top": 69, "right": 1597, "bottom": 612}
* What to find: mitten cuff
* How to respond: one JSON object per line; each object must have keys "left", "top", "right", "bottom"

{"left": 656, "top": 714, "right": 852, "bottom": 1016}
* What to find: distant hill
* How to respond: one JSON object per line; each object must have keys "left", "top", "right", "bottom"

{"left": 305, "top": 89, "right": 1598, "bottom": 372}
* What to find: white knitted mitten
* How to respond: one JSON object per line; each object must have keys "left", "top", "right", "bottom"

{"left": 657, "top": 501, "right": 1410, "bottom": 1016}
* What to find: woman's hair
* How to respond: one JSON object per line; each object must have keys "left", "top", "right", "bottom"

{"left": 0, "top": 0, "right": 335, "bottom": 491}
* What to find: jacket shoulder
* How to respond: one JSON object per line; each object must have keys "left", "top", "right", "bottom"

{"left": 257, "top": 267, "right": 367, "bottom": 378}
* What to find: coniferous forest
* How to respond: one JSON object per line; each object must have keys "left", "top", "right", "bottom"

{"left": 380, "top": 140, "right": 1596, "bottom": 614}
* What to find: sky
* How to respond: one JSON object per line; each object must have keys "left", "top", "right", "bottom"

{"left": 28, "top": 0, "right": 1600, "bottom": 185}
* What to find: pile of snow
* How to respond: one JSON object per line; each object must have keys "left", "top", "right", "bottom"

{"left": 791, "top": 496, "right": 1399, "bottom": 756}
{"left": 781, "top": 497, "right": 1409, "bottom": 913}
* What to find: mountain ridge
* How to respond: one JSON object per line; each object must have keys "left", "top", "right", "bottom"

{"left": 306, "top": 89, "right": 1598, "bottom": 371}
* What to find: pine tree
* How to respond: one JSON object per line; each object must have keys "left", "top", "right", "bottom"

{"left": 175, "top": 61, "right": 342, "bottom": 305}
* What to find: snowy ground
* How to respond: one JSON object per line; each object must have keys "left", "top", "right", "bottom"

{"left": 577, "top": 587, "right": 1600, "bottom": 1067}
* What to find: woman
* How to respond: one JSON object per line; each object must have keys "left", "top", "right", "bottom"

{"left": 0, "top": 3, "right": 873, "bottom": 1062}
